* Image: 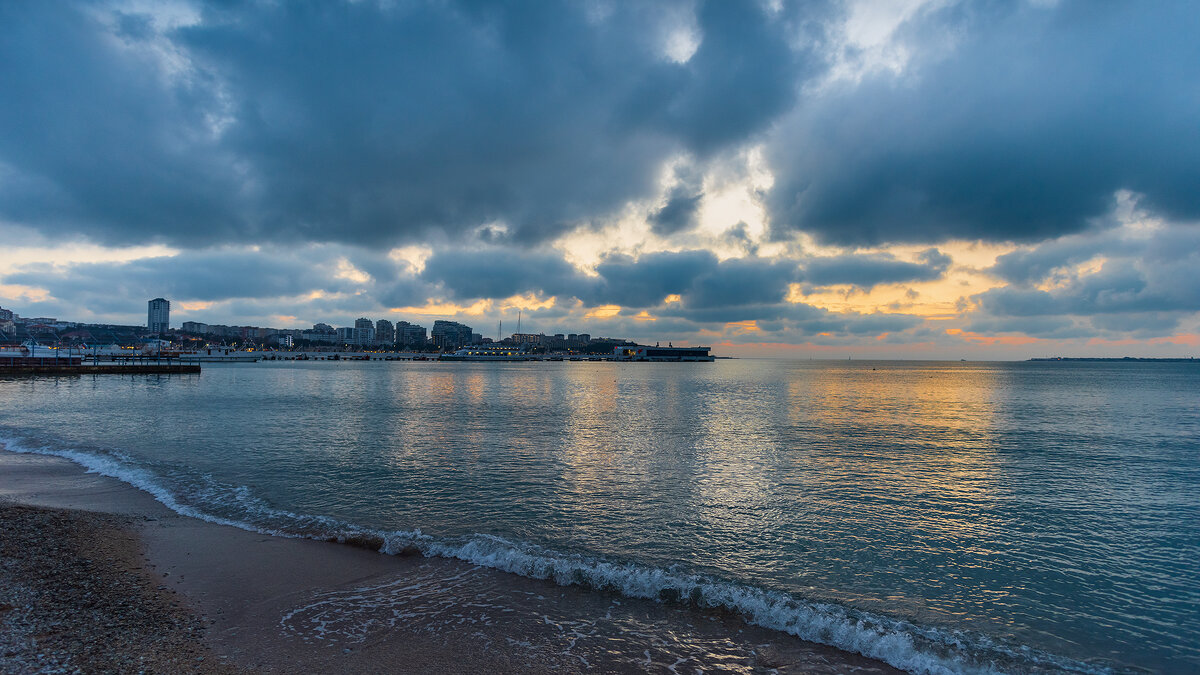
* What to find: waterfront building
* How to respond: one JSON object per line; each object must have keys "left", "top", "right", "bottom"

{"left": 614, "top": 345, "right": 714, "bottom": 362}
{"left": 353, "top": 318, "right": 375, "bottom": 346}
{"left": 431, "top": 320, "right": 473, "bottom": 349}
{"left": 336, "top": 327, "right": 355, "bottom": 343}
{"left": 147, "top": 298, "right": 170, "bottom": 334}
{"left": 375, "top": 319, "right": 395, "bottom": 346}
{"left": 396, "top": 321, "right": 427, "bottom": 347}
{"left": 301, "top": 328, "right": 338, "bottom": 343}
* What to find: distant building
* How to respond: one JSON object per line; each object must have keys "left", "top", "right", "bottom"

{"left": 336, "top": 327, "right": 355, "bottom": 343}
{"left": 302, "top": 327, "right": 338, "bottom": 343}
{"left": 181, "top": 321, "right": 208, "bottom": 334}
{"left": 375, "top": 319, "right": 395, "bottom": 346}
{"left": 395, "top": 321, "right": 427, "bottom": 347}
{"left": 0, "top": 307, "right": 13, "bottom": 323}
{"left": 147, "top": 298, "right": 170, "bottom": 334}
{"left": 431, "top": 320, "right": 473, "bottom": 349}
{"left": 353, "top": 318, "right": 375, "bottom": 346}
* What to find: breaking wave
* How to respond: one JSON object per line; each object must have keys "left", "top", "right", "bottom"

{"left": 1, "top": 434, "right": 1110, "bottom": 675}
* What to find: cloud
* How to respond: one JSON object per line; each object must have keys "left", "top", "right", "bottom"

{"left": 420, "top": 248, "right": 583, "bottom": 301}
{"left": 767, "top": 1, "right": 1200, "bottom": 246}
{"left": 802, "top": 248, "right": 950, "bottom": 288}
{"left": 0, "top": 0, "right": 824, "bottom": 249}
{"left": 589, "top": 250, "right": 720, "bottom": 308}
{"left": 649, "top": 187, "right": 703, "bottom": 236}
{"left": 0, "top": 3, "right": 243, "bottom": 245}
{"left": 4, "top": 1, "right": 1200, "bottom": 355}
{"left": 6, "top": 249, "right": 353, "bottom": 304}
{"left": 988, "top": 237, "right": 1108, "bottom": 285}
{"left": 1, "top": 244, "right": 441, "bottom": 325}
{"left": 417, "top": 247, "right": 800, "bottom": 318}
{"left": 973, "top": 225, "right": 1200, "bottom": 336}
{"left": 683, "top": 256, "right": 798, "bottom": 309}
{"left": 962, "top": 316, "right": 1088, "bottom": 340}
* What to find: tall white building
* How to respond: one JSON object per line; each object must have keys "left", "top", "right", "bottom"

{"left": 147, "top": 298, "right": 170, "bottom": 334}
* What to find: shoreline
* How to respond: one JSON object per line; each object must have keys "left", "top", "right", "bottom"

{"left": 0, "top": 503, "right": 239, "bottom": 674}
{"left": 0, "top": 448, "right": 904, "bottom": 674}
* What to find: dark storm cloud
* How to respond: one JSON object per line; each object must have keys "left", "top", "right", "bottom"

{"left": 588, "top": 251, "right": 798, "bottom": 313}
{"left": 623, "top": 0, "right": 813, "bottom": 153}
{"left": 973, "top": 227, "right": 1200, "bottom": 334}
{"left": 648, "top": 187, "right": 704, "bottom": 236}
{"left": 0, "top": 3, "right": 242, "bottom": 245}
{"left": 683, "top": 257, "right": 798, "bottom": 309}
{"left": 768, "top": 304, "right": 921, "bottom": 337}
{"left": 419, "top": 249, "right": 584, "bottom": 301}
{"left": 708, "top": 302, "right": 922, "bottom": 340}
{"left": 988, "top": 237, "right": 1108, "bottom": 285}
{"left": 801, "top": 248, "right": 950, "bottom": 288}
{"left": 963, "top": 316, "right": 1089, "bottom": 340}
{"left": 768, "top": 1, "right": 1200, "bottom": 246}
{"left": 589, "top": 250, "right": 720, "bottom": 308}
{"left": 6, "top": 249, "right": 357, "bottom": 305}
{"left": 416, "top": 247, "right": 800, "bottom": 318}
{"left": 0, "top": 0, "right": 820, "bottom": 248}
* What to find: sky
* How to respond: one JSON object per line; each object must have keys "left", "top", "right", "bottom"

{"left": 1, "top": 0, "right": 1198, "bottom": 359}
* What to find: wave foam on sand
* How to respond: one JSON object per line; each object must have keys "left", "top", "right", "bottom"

{"left": 2, "top": 435, "right": 1109, "bottom": 675}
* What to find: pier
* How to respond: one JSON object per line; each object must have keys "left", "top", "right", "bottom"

{"left": 0, "top": 356, "right": 201, "bottom": 376}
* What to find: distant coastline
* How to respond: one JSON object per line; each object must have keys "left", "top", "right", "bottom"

{"left": 1029, "top": 356, "right": 1197, "bottom": 362}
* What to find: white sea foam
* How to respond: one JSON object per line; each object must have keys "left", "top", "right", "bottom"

{"left": 0, "top": 435, "right": 1110, "bottom": 675}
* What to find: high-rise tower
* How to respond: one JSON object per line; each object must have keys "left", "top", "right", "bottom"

{"left": 147, "top": 298, "right": 170, "bottom": 334}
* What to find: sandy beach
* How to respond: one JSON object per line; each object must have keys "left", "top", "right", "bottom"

{"left": 0, "top": 449, "right": 904, "bottom": 673}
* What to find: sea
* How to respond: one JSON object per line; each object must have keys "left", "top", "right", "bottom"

{"left": 1, "top": 359, "right": 1196, "bottom": 674}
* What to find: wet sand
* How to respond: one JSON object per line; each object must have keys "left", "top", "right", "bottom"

{"left": 0, "top": 449, "right": 905, "bottom": 673}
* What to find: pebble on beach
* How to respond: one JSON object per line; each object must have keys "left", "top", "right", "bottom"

{"left": 0, "top": 502, "right": 241, "bottom": 674}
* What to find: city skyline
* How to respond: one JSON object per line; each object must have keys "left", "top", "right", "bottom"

{"left": 0, "top": 299, "right": 636, "bottom": 354}
{"left": 2, "top": 2, "right": 1199, "bottom": 359}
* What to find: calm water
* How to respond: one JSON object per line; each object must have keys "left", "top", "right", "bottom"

{"left": 1, "top": 360, "right": 1197, "bottom": 673}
